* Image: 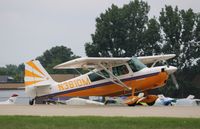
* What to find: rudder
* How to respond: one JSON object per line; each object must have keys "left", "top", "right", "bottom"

{"left": 24, "top": 60, "right": 55, "bottom": 87}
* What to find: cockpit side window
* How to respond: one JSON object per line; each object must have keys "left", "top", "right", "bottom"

{"left": 128, "top": 57, "right": 146, "bottom": 72}
{"left": 112, "top": 65, "right": 129, "bottom": 76}
{"left": 128, "top": 61, "right": 137, "bottom": 72}
{"left": 88, "top": 70, "right": 109, "bottom": 82}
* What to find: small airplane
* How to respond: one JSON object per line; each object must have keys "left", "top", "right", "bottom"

{"left": 153, "top": 95, "right": 200, "bottom": 106}
{"left": 24, "top": 54, "right": 178, "bottom": 106}
{"left": 45, "top": 97, "right": 104, "bottom": 106}
{"left": 0, "top": 94, "right": 18, "bottom": 105}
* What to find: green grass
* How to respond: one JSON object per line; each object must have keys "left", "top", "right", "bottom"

{"left": 0, "top": 116, "right": 199, "bottom": 129}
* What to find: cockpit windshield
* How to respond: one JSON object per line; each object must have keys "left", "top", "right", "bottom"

{"left": 128, "top": 57, "right": 146, "bottom": 72}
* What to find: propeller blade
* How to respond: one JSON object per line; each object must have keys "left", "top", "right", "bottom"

{"left": 171, "top": 74, "right": 179, "bottom": 89}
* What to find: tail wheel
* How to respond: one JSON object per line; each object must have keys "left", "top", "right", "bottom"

{"left": 29, "top": 99, "right": 35, "bottom": 105}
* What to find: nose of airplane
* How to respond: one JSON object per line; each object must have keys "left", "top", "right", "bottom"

{"left": 165, "top": 66, "right": 177, "bottom": 74}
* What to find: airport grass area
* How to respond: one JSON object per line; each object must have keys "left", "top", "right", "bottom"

{"left": 0, "top": 116, "right": 199, "bottom": 129}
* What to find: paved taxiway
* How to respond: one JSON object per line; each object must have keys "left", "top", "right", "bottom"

{"left": 0, "top": 105, "right": 199, "bottom": 118}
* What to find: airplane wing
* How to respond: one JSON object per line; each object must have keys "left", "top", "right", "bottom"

{"left": 54, "top": 54, "right": 175, "bottom": 69}
{"left": 138, "top": 54, "right": 175, "bottom": 64}
{"left": 54, "top": 57, "right": 131, "bottom": 69}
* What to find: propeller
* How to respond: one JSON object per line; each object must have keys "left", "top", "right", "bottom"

{"left": 162, "top": 60, "right": 179, "bottom": 89}
{"left": 171, "top": 73, "right": 179, "bottom": 89}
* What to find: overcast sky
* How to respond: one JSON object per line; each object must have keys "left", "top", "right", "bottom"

{"left": 0, "top": 0, "right": 200, "bottom": 67}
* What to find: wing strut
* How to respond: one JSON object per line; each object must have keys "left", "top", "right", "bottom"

{"left": 98, "top": 63, "right": 131, "bottom": 91}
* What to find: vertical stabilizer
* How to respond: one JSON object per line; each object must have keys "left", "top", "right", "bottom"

{"left": 24, "top": 60, "right": 56, "bottom": 87}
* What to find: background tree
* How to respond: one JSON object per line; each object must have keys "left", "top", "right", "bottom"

{"left": 0, "top": 45, "right": 79, "bottom": 82}
{"left": 142, "top": 18, "right": 161, "bottom": 55}
{"left": 122, "top": 0, "right": 150, "bottom": 56}
{"left": 159, "top": 6, "right": 199, "bottom": 69}
{"left": 85, "top": 1, "right": 200, "bottom": 98}
{"left": 0, "top": 67, "right": 7, "bottom": 75}
{"left": 85, "top": 4, "right": 126, "bottom": 57}
{"left": 158, "top": 6, "right": 200, "bottom": 97}
{"left": 0, "top": 64, "right": 24, "bottom": 82}
{"left": 159, "top": 6, "right": 182, "bottom": 67}
{"left": 36, "top": 46, "right": 79, "bottom": 73}
{"left": 85, "top": 0, "right": 161, "bottom": 57}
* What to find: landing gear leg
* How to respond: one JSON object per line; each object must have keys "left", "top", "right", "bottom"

{"left": 124, "top": 88, "right": 138, "bottom": 106}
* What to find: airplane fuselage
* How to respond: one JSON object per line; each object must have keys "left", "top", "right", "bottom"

{"left": 25, "top": 65, "right": 169, "bottom": 98}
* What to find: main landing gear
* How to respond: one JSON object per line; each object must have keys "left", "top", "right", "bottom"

{"left": 125, "top": 91, "right": 158, "bottom": 106}
{"left": 29, "top": 97, "right": 48, "bottom": 105}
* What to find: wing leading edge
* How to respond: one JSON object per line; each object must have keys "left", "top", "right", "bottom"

{"left": 54, "top": 54, "right": 175, "bottom": 69}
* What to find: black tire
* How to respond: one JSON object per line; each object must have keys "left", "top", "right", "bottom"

{"left": 127, "top": 103, "right": 136, "bottom": 106}
{"left": 147, "top": 101, "right": 156, "bottom": 106}
{"left": 29, "top": 99, "right": 35, "bottom": 105}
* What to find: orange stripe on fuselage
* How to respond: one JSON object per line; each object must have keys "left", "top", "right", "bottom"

{"left": 27, "top": 61, "right": 45, "bottom": 76}
{"left": 58, "top": 72, "right": 168, "bottom": 97}
{"left": 25, "top": 70, "right": 43, "bottom": 78}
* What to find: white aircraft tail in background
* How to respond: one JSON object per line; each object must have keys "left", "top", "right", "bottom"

{"left": 186, "top": 95, "right": 195, "bottom": 99}
{"left": 0, "top": 94, "right": 18, "bottom": 105}
{"left": 175, "top": 95, "right": 200, "bottom": 106}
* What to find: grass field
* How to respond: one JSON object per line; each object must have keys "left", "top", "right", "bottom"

{"left": 0, "top": 116, "right": 199, "bottom": 129}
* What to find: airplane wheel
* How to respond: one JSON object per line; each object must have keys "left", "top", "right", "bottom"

{"left": 147, "top": 101, "right": 155, "bottom": 106}
{"left": 29, "top": 99, "right": 35, "bottom": 105}
{"left": 127, "top": 103, "right": 136, "bottom": 106}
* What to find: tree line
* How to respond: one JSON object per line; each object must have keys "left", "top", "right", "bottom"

{"left": 0, "top": 46, "right": 79, "bottom": 82}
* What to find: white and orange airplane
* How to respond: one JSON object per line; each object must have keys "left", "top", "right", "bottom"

{"left": 24, "top": 54, "right": 178, "bottom": 105}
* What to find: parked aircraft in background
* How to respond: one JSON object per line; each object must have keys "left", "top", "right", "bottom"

{"left": 153, "top": 94, "right": 200, "bottom": 106}
{"left": 65, "top": 97, "right": 104, "bottom": 106}
{"left": 46, "top": 96, "right": 123, "bottom": 105}
{"left": 24, "top": 54, "right": 178, "bottom": 106}
{"left": 153, "top": 94, "right": 176, "bottom": 106}
{"left": 175, "top": 95, "right": 200, "bottom": 106}
{"left": 0, "top": 94, "right": 18, "bottom": 105}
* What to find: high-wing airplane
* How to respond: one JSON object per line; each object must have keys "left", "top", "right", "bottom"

{"left": 24, "top": 54, "right": 177, "bottom": 105}
{"left": 0, "top": 94, "right": 18, "bottom": 105}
